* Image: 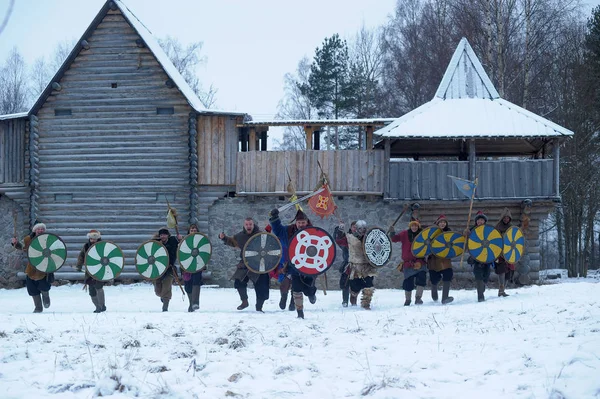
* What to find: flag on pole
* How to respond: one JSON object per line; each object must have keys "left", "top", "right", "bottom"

{"left": 308, "top": 185, "right": 337, "bottom": 219}
{"left": 448, "top": 175, "right": 477, "bottom": 198}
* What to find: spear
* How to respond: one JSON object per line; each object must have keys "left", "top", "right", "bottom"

{"left": 458, "top": 178, "right": 479, "bottom": 270}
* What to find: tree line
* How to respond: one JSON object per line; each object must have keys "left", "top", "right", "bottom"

{"left": 277, "top": 0, "right": 600, "bottom": 276}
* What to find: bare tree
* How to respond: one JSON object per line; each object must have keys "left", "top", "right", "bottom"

{"left": 0, "top": 47, "right": 28, "bottom": 114}
{"left": 159, "top": 36, "right": 218, "bottom": 109}
{"left": 29, "top": 56, "right": 51, "bottom": 101}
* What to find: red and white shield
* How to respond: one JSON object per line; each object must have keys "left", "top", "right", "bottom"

{"left": 288, "top": 226, "right": 336, "bottom": 276}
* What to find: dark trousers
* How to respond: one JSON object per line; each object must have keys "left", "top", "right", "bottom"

{"left": 402, "top": 271, "right": 427, "bottom": 291}
{"left": 429, "top": 269, "right": 454, "bottom": 285}
{"left": 291, "top": 274, "right": 317, "bottom": 297}
{"left": 88, "top": 280, "right": 105, "bottom": 297}
{"left": 340, "top": 272, "right": 350, "bottom": 303}
{"left": 473, "top": 263, "right": 492, "bottom": 282}
{"left": 349, "top": 276, "right": 374, "bottom": 292}
{"left": 184, "top": 272, "right": 203, "bottom": 294}
{"left": 235, "top": 274, "right": 270, "bottom": 302}
{"left": 26, "top": 276, "right": 51, "bottom": 296}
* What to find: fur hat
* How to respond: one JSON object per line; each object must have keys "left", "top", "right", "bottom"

{"left": 294, "top": 209, "right": 308, "bottom": 221}
{"left": 87, "top": 229, "right": 101, "bottom": 240}
{"left": 408, "top": 218, "right": 421, "bottom": 228}
{"left": 32, "top": 222, "right": 46, "bottom": 231}
{"left": 499, "top": 207, "right": 512, "bottom": 223}
{"left": 474, "top": 210, "right": 488, "bottom": 223}
{"left": 435, "top": 215, "right": 448, "bottom": 225}
{"left": 158, "top": 228, "right": 170, "bottom": 236}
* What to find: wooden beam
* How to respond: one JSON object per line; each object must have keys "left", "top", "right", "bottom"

{"left": 248, "top": 127, "right": 257, "bottom": 151}
{"left": 366, "top": 125, "right": 374, "bottom": 150}
{"left": 383, "top": 139, "right": 391, "bottom": 197}
{"left": 468, "top": 139, "right": 476, "bottom": 180}
{"left": 304, "top": 126, "right": 313, "bottom": 150}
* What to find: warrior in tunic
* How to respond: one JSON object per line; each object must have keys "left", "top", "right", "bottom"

{"left": 11, "top": 222, "right": 53, "bottom": 313}
{"left": 334, "top": 220, "right": 376, "bottom": 309}
{"left": 465, "top": 211, "right": 493, "bottom": 302}
{"left": 220, "top": 218, "right": 270, "bottom": 312}
{"left": 152, "top": 227, "right": 182, "bottom": 312}
{"left": 494, "top": 208, "right": 513, "bottom": 297}
{"left": 182, "top": 224, "right": 205, "bottom": 312}
{"left": 427, "top": 215, "right": 454, "bottom": 304}
{"left": 75, "top": 229, "right": 107, "bottom": 313}
{"left": 390, "top": 219, "right": 427, "bottom": 306}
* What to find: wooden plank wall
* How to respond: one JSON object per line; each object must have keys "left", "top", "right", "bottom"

{"left": 389, "top": 159, "right": 556, "bottom": 200}
{"left": 236, "top": 150, "right": 385, "bottom": 193}
{"left": 197, "top": 115, "right": 238, "bottom": 185}
{"left": 0, "top": 119, "right": 26, "bottom": 184}
{"left": 34, "top": 9, "right": 191, "bottom": 271}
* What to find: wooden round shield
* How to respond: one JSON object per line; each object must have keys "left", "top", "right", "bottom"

{"left": 288, "top": 226, "right": 336, "bottom": 276}
{"left": 27, "top": 233, "right": 67, "bottom": 273}
{"left": 502, "top": 226, "right": 525, "bottom": 264}
{"left": 242, "top": 232, "right": 282, "bottom": 274}
{"left": 363, "top": 227, "right": 392, "bottom": 267}
{"left": 468, "top": 225, "right": 503, "bottom": 264}
{"left": 411, "top": 226, "right": 442, "bottom": 258}
{"left": 431, "top": 231, "right": 466, "bottom": 259}
{"left": 135, "top": 240, "right": 169, "bottom": 280}
{"left": 85, "top": 241, "right": 125, "bottom": 282}
{"left": 178, "top": 232, "right": 212, "bottom": 273}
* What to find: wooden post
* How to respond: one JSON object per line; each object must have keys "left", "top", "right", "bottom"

{"left": 553, "top": 138, "right": 560, "bottom": 197}
{"left": 383, "top": 139, "right": 391, "bottom": 197}
{"left": 304, "top": 126, "right": 313, "bottom": 150}
{"left": 468, "top": 139, "right": 476, "bottom": 180}
{"left": 248, "top": 127, "right": 257, "bottom": 151}
{"left": 366, "top": 125, "right": 374, "bottom": 150}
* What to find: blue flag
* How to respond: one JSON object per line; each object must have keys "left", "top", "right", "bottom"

{"left": 448, "top": 175, "right": 477, "bottom": 198}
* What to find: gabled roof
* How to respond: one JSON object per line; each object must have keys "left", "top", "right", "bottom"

{"left": 376, "top": 38, "right": 573, "bottom": 140}
{"left": 30, "top": 0, "right": 243, "bottom": 116}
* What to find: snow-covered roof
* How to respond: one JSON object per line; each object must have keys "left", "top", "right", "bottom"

{"left": 376, "top": 38, "right": 573, "bottom": 139}
{"left": 0, "top": 112, "right": 29, "bottom": 121}
{"left": 30, "top": 0, "right": 244, "bottom": 116}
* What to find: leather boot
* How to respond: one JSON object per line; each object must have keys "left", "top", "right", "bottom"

{"left": 476, "top": 280, "right": 485, "bottom": 302}
{"left": 498, "top": 274, "right": 509, "bottom": 297}
{"left": 293, "top": 292, "right": 304, "bottom": 318}
{"left": 186, "top": 292, "right": 194, "bottom": 312}
{"left": 91, "top": 296, "right": 102, "bottom": 313}
{"left": 97, "top": 288, "right": 106, "bottom": 312}
{"left": 342, "top": 287, "right": 350, "bottom": 307}
{"left": 41, "top": 291, "right": 51, "bottom": 308}
{"left": 350, "top": 291, "right": 358, "bottom": 306}
{"left": 431, "top": 284, "right": 439, "bottom": 301}
{"left": 361, "top": 288, "right": 374, "bottom": 310}
{"left": 192, "top": 286, "right": 201, "bottom": 310}
{"left": 288, "top": 294, "right": 295, "bottom": 311}
{"left": 441, "top": 281, "right": 454, "bottom": 304}
{"left": 237, "top": 288, "right": 249, "bottom": 310}
{"left": 279, "top": 292, "right": 288, "bottom": 310}
{"left": 162, "top": 299, "right": 170, "bottom": 312}
{"left": 404, "top": 290, "right": 411, "bottom": 306}
{"left": 256, "top": 299, "right": 264, "bottom": 312}
{"left": 415, "top": 286, "right": 424, "bottom": 305}
{"left": 32, "top": 295, "right": 43, "bottom": 313}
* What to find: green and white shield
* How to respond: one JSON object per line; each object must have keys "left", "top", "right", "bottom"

{"left": 177, "top": 233, "right": 211, "bottom": 273}
{"left": 27, "top": 233, "right": 67, "bottom": 273}
{"left": 135, "top": 240, "right": 169, "bottom": 280}
{"left": 85, "top": 241, "right": 125, "bottom": 281}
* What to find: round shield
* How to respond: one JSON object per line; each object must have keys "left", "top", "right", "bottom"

{"left": 411, "top": 226, "right": 442, "bottom": 258}
{"left": 178, "top": 233, "right": 212, "bottom": 273}
{"left": 468, "top": 225, "right": 503, "bottom": 263}
{"left": 502, "top": 226, "right": 525, "bottom": 264}
{"left": 85, "top": 241, "right": 125, "bottom": 281}
{"left": 288, "top": 226, "right": 336, "bottom": 276}
{"left": 27, "top": 233, "right": 67, "bottom": 273}
{"left": 242, "top": 232, "right": 282, "bottom": 274}
{"left": 363, "top": 227, "right": 392, "bottom": 267}
{"left": 135, "top": 240, "right": 169, "bottom": 280}
{"left": 431, "top": 231, "right": 466, "bottom": 259}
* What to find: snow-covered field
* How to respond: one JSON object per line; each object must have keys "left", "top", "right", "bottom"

{"left": 0, "top": 279, "right": 599, "bottom": 399}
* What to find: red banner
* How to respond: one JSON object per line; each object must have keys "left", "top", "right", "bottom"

{"left": 308, "top": 185, "right": 337, "bottom": 219}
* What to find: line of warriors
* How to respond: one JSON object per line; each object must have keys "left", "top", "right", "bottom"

{"left": 10, "top": 207, "right": 516, "bottom": 318}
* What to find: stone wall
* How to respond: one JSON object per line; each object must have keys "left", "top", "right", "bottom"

{"left": 0, "top": 196, "right": 27, "bottom": 288}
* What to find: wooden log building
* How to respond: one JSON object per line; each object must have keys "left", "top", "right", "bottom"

{"left": 0, "top": 1, "right": 571, "bottom": 286}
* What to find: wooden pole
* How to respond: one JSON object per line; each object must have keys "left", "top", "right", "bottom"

{"left": 304, "top": 126, "right": 313, "bottom": 150}
{"left": 248, "top": 127, "right": 257, "bottom": 151}
{"left": 366, "top": 125, "right": 374, "bottom": 150}
{"left": 458, "top": 178, "right": 478, "bottom": 270}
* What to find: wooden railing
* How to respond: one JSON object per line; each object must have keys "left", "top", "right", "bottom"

{"left": 236, "top": 150, "right": 385, "bottom": 194}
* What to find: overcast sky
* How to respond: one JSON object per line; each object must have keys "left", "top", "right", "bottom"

{"left": 0, "top": 0, "right": 599, "bottom": 139}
